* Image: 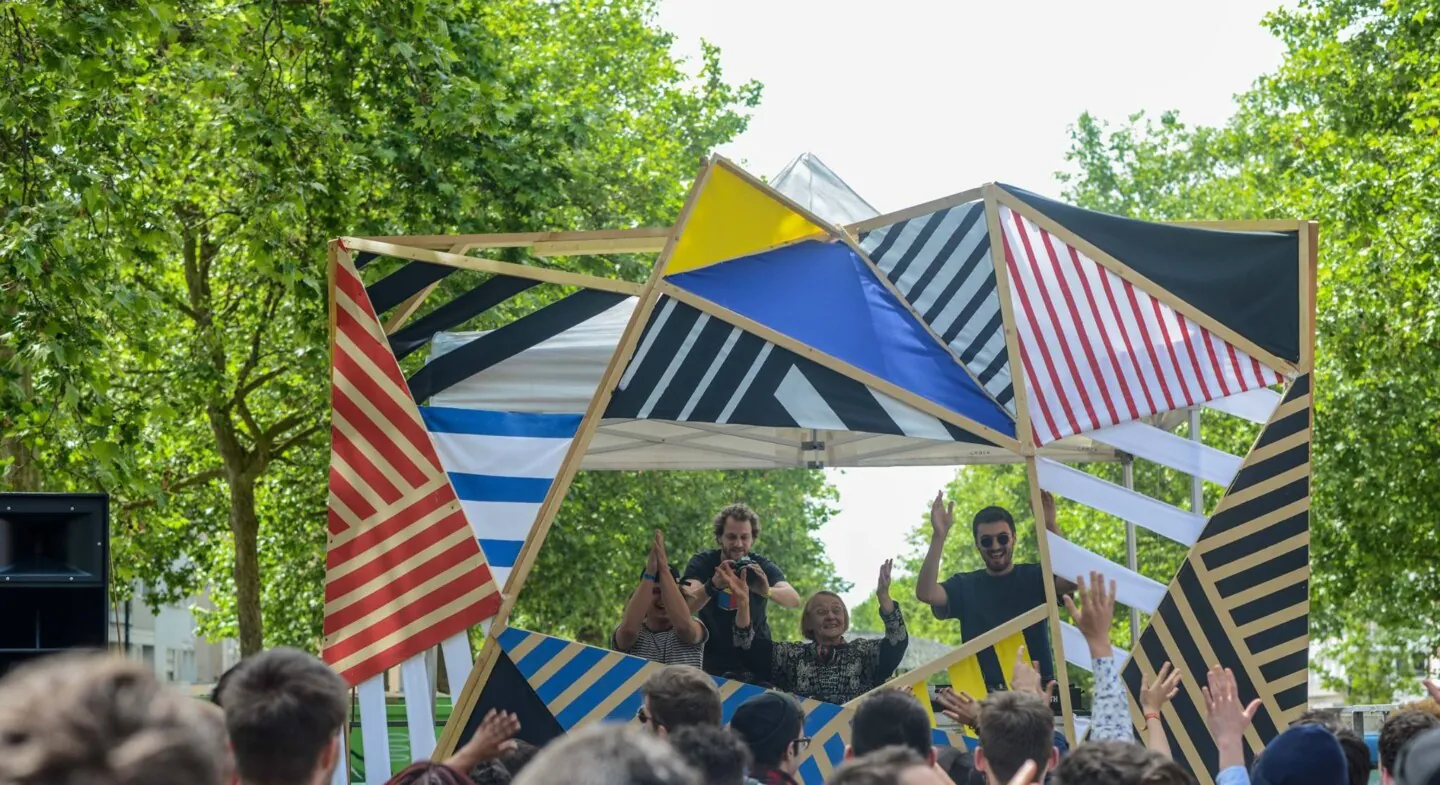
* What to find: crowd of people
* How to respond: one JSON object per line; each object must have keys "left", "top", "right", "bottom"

{"left": 1, "top": 497, "right": 1437, "bottom": 785}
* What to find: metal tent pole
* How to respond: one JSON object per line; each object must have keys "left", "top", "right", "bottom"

{"left": 1122, "top": 454, "right": 1139, "bottom": 650}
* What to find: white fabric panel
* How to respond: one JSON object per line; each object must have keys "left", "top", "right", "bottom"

{"left": 1075, "top": 717, "right": 1092, "bottom": 741}
{"left": 457, "top": 501, "right": 541, "bottom": 542}
{"left": 770, "top": 152, "right": 879, "bottom": 225}
{"left": 430, "top": 432, "right": 571, "bottom": 479}
{"left": 400, "top": 655, "right": 437, "bottom": 762}
{"left": 441, "top": 632, "right": 473, "bottom": 699}
{"left": 775, "top": 366, "right": 847, "bottom": 430}
{"left": 1205, "top": 387, "right": 1283, "bottom": 424}
{"left": 1088, "top": 420, "right": 1242, "bottom": 486}
{"left": 430, "top": 297, "right": 635, "bottom": 413}
{"left": 490, "top": 566, "right": 513, "bottom": 588}
{"left": 330, "top": 731, "right": 348, "bottom": 785}
{"left": 872, "top": 390, "right": 954, "bottom": 440}
{"left": 1045, "top": 531, "right": 1166, "bottom": 614}
{"left": 1035, "top": 459, "right": 1206, "bottom": 546}
{"left": 358, "top": 675, "right": 391, "bottom": 785}
{"left": 1060, "top": 621, "right": 1129, "bottom": 672}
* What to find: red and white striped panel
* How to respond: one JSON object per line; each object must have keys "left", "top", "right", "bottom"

{"left": 998, "top": 206, "right": 1284, "bottom": 445}
{"left": 325, "top": 252, "right": 501, "bottom": 685}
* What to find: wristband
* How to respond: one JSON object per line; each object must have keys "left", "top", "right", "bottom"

{"left": 706, "top": 582, "right": 720, "bottom": 597}
{"left": 641, "top": 572, "right": 657, "bottom": 582}
{"left": 1144, "top": 711, "right": 1161, "bottom": 723}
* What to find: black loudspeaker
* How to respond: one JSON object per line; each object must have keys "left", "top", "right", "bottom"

{"left": 0, "top": 493, "right": 109, "bottom": 678}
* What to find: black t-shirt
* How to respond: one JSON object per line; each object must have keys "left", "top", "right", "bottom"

{"left": 682, "top": 549, "right": 786, "bottom": 677}
{"left": 936, "top": 563, "right": 1055, "bottom": 691}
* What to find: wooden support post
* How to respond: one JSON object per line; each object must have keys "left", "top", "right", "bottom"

{"left": 1024, "top": 456, "right": 1076, "bottom": 744}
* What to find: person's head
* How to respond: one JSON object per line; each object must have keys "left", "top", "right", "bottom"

{"left": 466, "top": 762, "right": 511, "bottom": 785}
{"left": 639, "top": 665, "right": 722, "bottom": 736}
{"left": 1051, "top": 741, "right": 1196, "bottom": 785}
{"left": 1384, "top": 712, "right": 1440, "bottom": 784}
{"left": 1393, "top": 726, "right": 1440, "bottom": 785}
{"left": 974, "top": 691, "right": 1056, "bottom": 785}
{"left": 217, "top": 647, "right": 349, "bottom": 785}
{"left": 388, "top": 763, "right": 471, "bottom": 785}
{"left": 1402, "top": 699, "right": 1440, "bottom": 722}
{"left": 1290, "top": 714, "right": 1369, "bottom": 785}
{"left": 668, "top": 725, "right": 752, "bottom": 785}
{"left": 646, "top": 564, "right": 684, "bottom": 629}
{"left": 830, "top": 747, "right": 947, "bottom": 785}
{"left": 1250, "top": 724, "right": 1348, "bottom": 785}
{"left": 729, "top": 692, "right": 808, "bottom": 775}
{"left": 513, "top": 724, "right": 699, "bottom": 785}
{"left": 847, "top": 690, "right": 935, "bottom": 764}
{"left": 971, "top": 507, "right": 1016, "bottom": 574}
{"left": 800, "top": 591, "right": 851, "bottom": 645}
{"left": 196, "top": 700, "right": 238, "bottom": 785}
{"left": 713, "top": 504, "right": 759, "bottom": 561}
{"left": 496, "top": 740, "right": 538, "bottom": 778}
{"left": 0, "top": 653, "right": 225, "bottom": 785}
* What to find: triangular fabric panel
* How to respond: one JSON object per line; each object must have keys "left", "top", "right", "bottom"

{"left": 326, "top": 256, "right": 501, "bottom": 685}
{"left": 860, "top": 200, "right": 1015, "bottom": 413}
{"left": 998, "top": 206, "right": 1284, "bottom": 445}
{"left": 454, "top": 647, "right": 567, "bottom": 751}
{"left": 668, "top": 239, "right": 1016, "bottom": 438}
{"left": 664, "top": 164, "right": 830, "bottom": 276}
{"left": 606, "top": 296, "right": 991, "bottom": 444}
{"left": 1120, "top": 375, "right": 1310, "bottom": 780}
{"left": 770, "top": 152, "right": 880, "bottom": 226}
{"left": 1001, "top": 184, "right": 1301, "bottom": 364}
{"left": 420, "top": 407, "right": 582, "bottom": 590}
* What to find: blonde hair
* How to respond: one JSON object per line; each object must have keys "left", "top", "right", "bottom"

{"left": 0, "top": 653, "right": 224, "bottom": 785}
{"left": 800, "top": 591, "right": 850, "bottom": 641}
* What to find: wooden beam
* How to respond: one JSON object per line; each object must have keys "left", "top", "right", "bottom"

{"left": 354, "top": 227, "right": 671, "bottom": 252}
{"left": 1300, "top": 221, "right": 1318, "bottom": 374}
{"left": 339, "top": 237, "right": 644, "bottom": 296}
{"left": 846, "top": 187, "right": 986, "bottom": 235}
{"left": 1024, "top": 456, "right": 1076, "bottom": 745}
{"left": 983, "top": 185, "right": 1037, "bottom": 452}
{"left": 382, "top": 283, "right": 439, "bottom": 335}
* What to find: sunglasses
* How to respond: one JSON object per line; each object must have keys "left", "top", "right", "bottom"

{"left": 978, "top": 534, "right": 1011, "bottom": 548}
{"left": 637, "top": 707, "right": 657, "bottom": 728}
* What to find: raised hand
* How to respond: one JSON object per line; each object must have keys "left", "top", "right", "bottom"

{"left": 877, "top": 559, "right": 894, "bottom": 607}
{"left": 1040, "top": 490, "right": 1057, "bottom": 530}
{"left": 1424, "top": 677, "right": 1440, "bottom": 703}
{"left": 935, "top": 687, "right": 980, "bottom": 728}
{"left": 1063, "top": 571, "right": 1116, "bottom": 656}
{"left": 930, "top": 491, "right": 955, "bottom": 540}
{"left": 445, "top": 709, "right": 520, "bottom": 770}
{"left": 652, "top": 529, "right": 669, "bottom": 572}
{"left": 1141, "top": 662, "right": 1182, "bottom": 715}
{"left": 1203, "top": 665, "right": 1260, "bottom": 770}
{"left": 716, "top": 561, "right": 748, "bottom": 601}
{"left": 1011, "top": 646, "right": 1057, "bottom": 703}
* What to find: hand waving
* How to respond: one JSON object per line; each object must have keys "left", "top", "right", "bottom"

{"left": 935, "top": 687, "right": 980, "bottom": 727}
{"left": 1063, "top": 571, "right": 1116, "bottom": 656}
{"left": 877, "top": 559, "right": 894, "bottom": 599}
{"left": 445, "top": 709, "right": 520, "bottom": 771}
{"left": 1203, "top": 665, "right": 1260, "bottom": 770}
{"left": 930, "top": 491, "right": 955, "bottom": 540}
{"left": 1011, "top": 645, "right": 1057, "bottom": 703}
{"left": 1141, "top": 662, "right": 1182, "bottom": 714}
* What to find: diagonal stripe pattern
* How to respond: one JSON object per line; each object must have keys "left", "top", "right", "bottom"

{"left": 1120, "top": 375, "right": 1311, "bottom": 784}
{"left": 998, "top": 206, "right": 1284, "bottom": 444}
{"left": 860, "top": 201, "right": 1014, "bottom": 412}
{"left": 325, "top": 253, "right": 502, "bottom": 685}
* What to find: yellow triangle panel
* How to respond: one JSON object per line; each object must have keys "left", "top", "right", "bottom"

{"left": 665, "top": 163, "right": 829, "bottom": 276}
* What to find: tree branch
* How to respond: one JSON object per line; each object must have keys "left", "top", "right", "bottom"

{"left": 271, "top": 422, "right": 324, "bottom": 458}
{"left": 117, "top": 467, "right": 227, "bottom": 510}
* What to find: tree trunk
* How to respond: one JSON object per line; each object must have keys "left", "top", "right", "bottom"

{"left": 228, "top": 473, "right": 264, "bottom": 655}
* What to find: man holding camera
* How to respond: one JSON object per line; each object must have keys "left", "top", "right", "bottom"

{"left": 681, "top": 503, "right": 800, "bottom": 678}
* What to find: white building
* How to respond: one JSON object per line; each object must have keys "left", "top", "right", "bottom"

{"left": 109, "top": 583, "right": 239, "bottom": 693}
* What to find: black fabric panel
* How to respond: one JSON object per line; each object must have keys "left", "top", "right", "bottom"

{"left": 353, "top": 251, "right": 378, "bottom": 270}
{"left": 1286, "top": 373, "right": 1311, "bottom": 400}
{"left": 1230, "top": 580, "right": 1309, "bottom": 629}
{"left": 1225, "top": 444, "right": 1310, "bottom": 498}
{"left": 1203, "top": 479, "right": 1310, "bottom": 539}
{"left": 1259, "top": 649, "right": 1308, "bottom": 682}
{"left": 606, "top": 300, "right": 704, "bottom": 418}
{"left": 920, "top": 215, "right": 989, "bottom": 325}
{"left": 390, "top": 275, "right": 541, "bottom": 360}
{"left": 1244, "top": 614, "right": 1308, "bottom": 656}
{"left": 1202, "top": 512, "right": 1308, "bottom": 571}
{"left": 1001, "top": 185, "right": 1301, "bottom": 363}
{"left": 456, "top": 650, "right": 566, "bottom": 751}
{"left": 685, "top": 332, "right": 769, "bottom": 423}
{"left": 943, "top": 269, "right": 997, "bottom": 344}
{"left": 1251, "top": 409, "right": 1310, "bottom": 453}
{"left": 1136, "top": 612, "right": 1224, "bottom": 773}
{"left": 1215, "top": 545, "right": 1310, "bottom": 598}
{"left": 1176, "top": 565, "right": 1281, "bottom": 741}
{"left": 366, "top": 261, "right": 456, "bottom": 315}
{"left": 730, "top": 349, "right": 800, "bottom": 428}
{"left": 408, "top": 289, "right": 626, "bottom": 403}
{"left": 798, "top": 364, "right": 900, "bottom": 435}
{"left": 941, "top": 419, "right": 993, "bottom": 445}
{"left": 649, "top": 317, "right": 740, "bottom": 417}
{"left": 1275, "top": 683, "right": 1309, "bottom": 711}
{"left": 886, "top": 209, "right": 949, "bottom": 283}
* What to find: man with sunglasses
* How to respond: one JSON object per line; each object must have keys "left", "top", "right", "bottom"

{"left": 916, "top": 490, "right": 1076, "bottom": 696}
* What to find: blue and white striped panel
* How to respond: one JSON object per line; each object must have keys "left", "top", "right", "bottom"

{"left": 419, "top": 407, "right": 581, "bottom": 588}
{"left": 860, "top": 201, "right": 1015, "bottom": 413}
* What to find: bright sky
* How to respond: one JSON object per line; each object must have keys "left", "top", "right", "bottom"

{"left": 655, "top": 0, "right": 1286, "bottom": 606}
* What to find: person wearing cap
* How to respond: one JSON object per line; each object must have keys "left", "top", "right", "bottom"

{"left": 614, "top": 531, "right": 707, "bottom": 667}
{"left": 1204, "top": 663, "right": 1346, "bottom": 785}
{"left": 1393, "top": 725, "right": 1440, "bottom": 785}
{"left": 728, "top": 692, "right": 809, "bottom": 785}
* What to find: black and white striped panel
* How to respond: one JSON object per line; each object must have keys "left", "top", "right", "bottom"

{"left": 859, "top": 201, "right": 1014, "bottom": 412}
{"left": 605, "top": 297, "right": 989, "bottom": 444}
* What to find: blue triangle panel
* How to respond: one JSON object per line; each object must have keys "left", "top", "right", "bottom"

{"left": 668, "top": 240, "right": 1016, "bottom": 437}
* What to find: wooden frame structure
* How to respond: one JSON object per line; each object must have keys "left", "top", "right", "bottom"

{"left": 325, "top": 155, "right": 1317, "bottom": 784}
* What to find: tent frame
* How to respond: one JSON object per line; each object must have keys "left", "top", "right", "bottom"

{"left": 332, "top": 155, "right": 1316, "bottom": 771}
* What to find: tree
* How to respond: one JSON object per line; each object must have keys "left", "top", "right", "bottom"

{"left": 1057, "top": 0, "right": 1440, "bottom": 700}
{"left": 2, "top": 0, "right": 761, "bottom": 654}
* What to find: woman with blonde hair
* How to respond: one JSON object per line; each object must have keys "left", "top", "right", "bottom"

{"left": 720, "top": 559, "right": 908, "bottom": 705}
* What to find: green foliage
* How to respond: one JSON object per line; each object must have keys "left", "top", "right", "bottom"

{"left": 1058, "top": 0, "right": 1440, "bottom": 701}
{"left": 1, "top": 0, "right": 769, "bottom": 652}
{"left": 514, "top": 469, "right": 846, "bottom": 646}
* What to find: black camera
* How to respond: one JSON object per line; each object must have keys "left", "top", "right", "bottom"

{"left": 729, "top": 556, "right": 763, "bottom": 587}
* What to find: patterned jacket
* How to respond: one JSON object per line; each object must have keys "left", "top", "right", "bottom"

{"left": 735, "top": 604, "right": 908, "bottom": 705}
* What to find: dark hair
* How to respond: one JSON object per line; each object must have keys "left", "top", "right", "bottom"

{"left": 220, "top": 647, "right": 349, "bottom": 785}
{"left": 850, "top": 691, "right": 934, "bottom": 758}
{"left": 466, "top": 762, "right": 510, "bottom": 785}
{"left": 641, "top": 665, "right": 722, "bottom": 731}
{"left": 830, "top": 747, "right": 928, "bottom": 785}
{"left": 388, "top": 762, "right": 471, "bottom": 785}
{"left": 1292, "top": 714, "right": 1370, "bottom": 785}
{"left": 497, "top": 740, "right": 539, "bottom": 776}
{"left": 713, "top": 503, "right": 760, "bottom": 541}
{"left": 1052, "top": 740, "right": 1197, "bottom": 785}
{"left": 730, "top": 693, "right": 805, "bottom": 768}
{"left": 1381, "top": 710, "right": 1440, "bottom": 775}
{"left": 972, "top": 506, "right": 1015, "bottom": 538}
{"left": 669, "top": 726, "right": 752, "bottom": 785}
{"left": 513, "top": 725, "right": 699, "bottom": 785}
{"left": 977, "top": 691, "right": 1053, "bottom": 782}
